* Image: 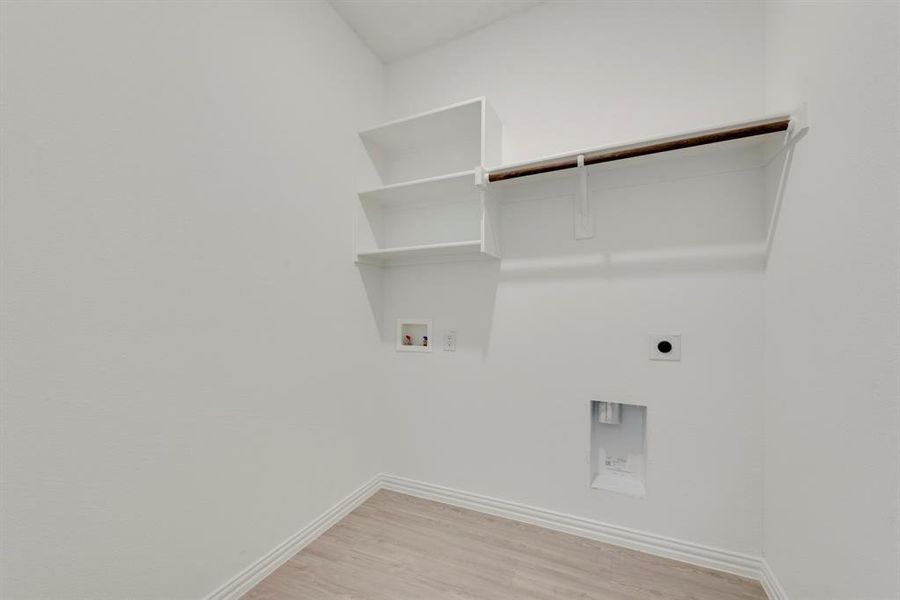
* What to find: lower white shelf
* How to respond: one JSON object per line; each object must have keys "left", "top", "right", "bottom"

{"left": 356, "top": 240, "right": 496, "bottom": 267}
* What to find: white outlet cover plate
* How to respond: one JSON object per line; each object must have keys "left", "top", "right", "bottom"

{"left": 443, "top": 329, "right": 456, "bottom": 352}
{"left": 649, "top": 334, "right": 681, "bottom": 361}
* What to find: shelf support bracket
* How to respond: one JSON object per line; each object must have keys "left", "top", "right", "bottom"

{"left": 766, "top": 102, "right": 810, "bottom": 262}
{"left": 574, "top": 154, "right": 594, "bottom": 240}
{"left": 474, "top": 166, "right": 486, "bottom": 188}
{"left": 785, "top": 102, "right": 810, "bottom": 147}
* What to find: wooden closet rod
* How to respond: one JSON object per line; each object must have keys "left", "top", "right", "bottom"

{"left": 487, "top": 116, "right": 792, "bottom": 183}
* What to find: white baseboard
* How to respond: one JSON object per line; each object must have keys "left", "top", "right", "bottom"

{"left": 205, "top": 473, "right": 775, "bottom": 599}
{"left": 380, "top": 474, "right": 765, "bottom": 582}
{"left": 203, "top": 475, "right": 381, "bottom": 600}
{"left": 760, "top": 559, "right": 789, "bottom": 600}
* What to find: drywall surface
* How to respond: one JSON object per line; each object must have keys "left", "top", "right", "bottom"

{"left": 381, "top": 1, "right": 768, "bottom": 555}
{"left": 0, "top": 1, "right": 384, "bottom": 598}
{"left": 387, "top": 1, "right": 765, "bottom": 165}
{"left": 763, "top": 2, "right": 900, "bottom": 598}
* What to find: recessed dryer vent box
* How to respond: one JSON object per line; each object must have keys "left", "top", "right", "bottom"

{"left": 396, "top": 319, "right": 432, "bottom": 352}
{"left": 590, "top": 401, "right": 647, "bottom": 497}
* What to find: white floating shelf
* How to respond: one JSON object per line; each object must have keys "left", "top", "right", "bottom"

{"left": 486, "top": 111, "right": 798, "bottom": 185}
{"left": 360, "top": 98, "right": 484, "bottom": 154}
{"left": 355, "top": 97, "right": 503, "bottom": 268}
{"left": 359, "top": 97, "right": 500, "bottom": 185}
{"left": 358, "top": 170, "right": 478, "bottom": 208}
{"left": 356, "top": 240, "right": 493, "bottom": 267}
{"left": 353, "top": 104, "right": 807, "bottom": 269}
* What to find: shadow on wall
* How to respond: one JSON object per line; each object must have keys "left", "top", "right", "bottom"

{"left": 496, "top": 144, "right": 778, "bottom": 280}
{"left": 357, "top": 140, "right": 789, "bottom": 350}
{"left": 499, "top": 242, "right": 767, "bottom": 281}
{"left": 369, "top": 259, "right": 501, "bottom": 358}
{"left": 358, "top": 263, "right": 385, "bottom": 327}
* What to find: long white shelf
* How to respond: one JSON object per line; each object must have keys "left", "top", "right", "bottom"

{"left": 486, "top": 110, "right": 801, "bottom": 184}
{"left": 358, "top": 170, "right": 478, "bottom": 208}
{"left": 359, "top": 97, "right": 484, "bottom": 153}
{"left": 356, "top": 240, "right": 494, "bottom": 267}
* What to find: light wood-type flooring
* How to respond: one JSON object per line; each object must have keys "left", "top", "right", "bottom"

{"left": 242, "top": 489, "right": 767, "bottom": 600}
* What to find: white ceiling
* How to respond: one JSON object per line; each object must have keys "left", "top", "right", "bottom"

{"left": 329, "top": 0, "right": 542, "bottom": 63}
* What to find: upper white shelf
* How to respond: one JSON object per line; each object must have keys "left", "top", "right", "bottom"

{"left": 360, "top": 98, "right": 483, "bottom": 153}
{"left": 359, "top": 97, "right": 502, "bottom": 185}
{"left": 485, "top": 111, "right": 801, "bottom": 186}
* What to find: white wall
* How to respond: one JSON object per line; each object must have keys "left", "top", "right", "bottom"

{"left": 0, "top": 2, "right": 384, "bottom": 598}
{"left": 386, "top": 1, "right": 765, "bottom": 164}
{"left": 380, "top": 1, "right": 769, "bottom": 556}
{"left": 763, "top": 2, "right": 900, "bottom": 598}
{"left": 6, "top": 1, "right": 896, "bottom": 597}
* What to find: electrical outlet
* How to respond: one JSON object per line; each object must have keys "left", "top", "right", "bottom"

{"left": 443, "top": 330, "right": 456, "bottom": 352}
{"left": 649, "top": 334, "right": 681, "bottom": 361}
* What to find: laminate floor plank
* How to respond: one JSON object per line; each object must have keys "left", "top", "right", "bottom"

{"left": 241, "top": 490, "right": 767, "bottom": 600}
